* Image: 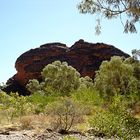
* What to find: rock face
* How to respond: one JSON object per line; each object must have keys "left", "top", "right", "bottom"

{"left": 5, "top": 40, "right": 130, "bottom": 95}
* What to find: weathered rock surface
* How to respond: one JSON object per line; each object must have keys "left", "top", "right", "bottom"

{"left": 5, "top": 39, "right": 130, "bottom": 95}
{"left": 0, "top": 129, "right": 118, "bottom": 140}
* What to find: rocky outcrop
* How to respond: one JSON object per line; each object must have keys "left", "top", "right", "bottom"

{"left": 5, "top": 39, "right": 130, "bottom": 95}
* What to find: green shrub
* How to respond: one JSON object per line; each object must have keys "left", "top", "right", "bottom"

{"left": 94, "top": 56, "right": 138, "bottom": 100}
{"left": 89, "top": 95, "right": 140, "bottom": 140}
{"left": 89, "top": 110, "right": 140, "bottom": 139}
{"left": 79, "top": 76, "right": 93, "bottom": 89}
{"left": 27, "top": 92, "right": 61, "bottom": 114}
{"left": 26, "top": 79, "right": 41, "bottom": 94}
{"left": 72, "top": 88, "right": 103, "bottom": 106}
{"left": 26, "top": 61, "right": 94, "bottom": 96}
{"left": 125, "top": 57, "right": 140, "bottom": 98}
{"left": 0, "top": 92, "right": 19, "bottom": 122}
{"left": 71, "top": 88, "right": 103, "bottom": 115}
{"left": 26, "top": 61, "right": 81, "bottom": 95}
{"left": 0, "top": 91, "right": 34, "bottom": 122}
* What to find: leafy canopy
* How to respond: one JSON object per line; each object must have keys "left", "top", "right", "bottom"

{"left": 26, "top": 61, "right": 93, "bottom": 95}
{"left": 78, "top": 0, "right": 140, "bottom": 34}
{"left": 94, "top": 56, "right": 139, "bottom": 100}
{"left": 41, "top": 61, "right": 80, "bottom": 94}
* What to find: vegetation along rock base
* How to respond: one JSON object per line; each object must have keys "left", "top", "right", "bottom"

{"left": 0, "top": 52, "right": 140, "bottom": 139}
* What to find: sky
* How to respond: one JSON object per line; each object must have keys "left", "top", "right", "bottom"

{"left": 0, "top": 0, "right": 140, "bottom": 83}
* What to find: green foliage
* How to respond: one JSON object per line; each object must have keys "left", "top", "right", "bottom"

{"left": 41, "top": 61, "right": 81, "bottom": 95}
{"left": 125, "top": 57, "right": 140, "bottom": 102}
{"left": 79, "top": 76, "right": 93, "bottom": 89}
{"left": 94, "top": 56, "right": 138, "bottom": 101}
{"left": 78, "top": 0, "right": 140, "bottom": 34}
{"left": 26, "top": 79, "right": 41, "bottom": 94}
{"left": 1, "top": 57, "right": 140, "bottom": 139}
{"left": 27, "top": 61, "right": 81, "bottom": 96}
{"left": 0, "top": 91, "right": 18, "bottom": 122}
{"left": 62, "top": 136, "right": 78, "bottom": 140}
{"left": 15, "top": 94, "right": 34, "bottom": 117}
{"left": 72, "top": 88, "right": 103, "bottom": 106}
{"left": 46, "top": 97, "right": 86, "bottom": 132}
{"left": 27, "top": 92, "right": 60, "bottom": 114}
{"left": 0, "top": 91, "right": 34, "bottom": 122}
{"left": 71, "top": 88, "right": 103, "bottom": 115}
{"left": 26, "top": 61, "right": 94, "bottom": 96}
{"left": 125, "top": 57, "right": 140, "bottom": 80}
{"left": 89, "top": 95, "right": 140, "bottom": 139}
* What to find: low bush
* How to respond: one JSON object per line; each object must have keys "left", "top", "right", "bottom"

{"left": 27, "top": 91, "right": 61, "bottom": 114}
{"left": 72, "top": 88, "right": 103, "bottom": 106}
{"left": 71, "top": 88, "right": 103, "bottom": 115}
{"left": 89, "top": 95, "right": 140, "bottom": 140}
{"left": 46, "top": 97, "right": 86, "bottom": 133}
{"left": 0, "top": 91, "right": 35, "bottom": 123}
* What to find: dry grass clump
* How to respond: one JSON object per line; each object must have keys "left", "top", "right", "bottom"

{"left": 20, "top": 116, "right": 33, "bottom": 129}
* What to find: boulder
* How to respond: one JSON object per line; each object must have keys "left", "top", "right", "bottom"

{"left": 4, "top": 40, "right": 130, "bottom": 95}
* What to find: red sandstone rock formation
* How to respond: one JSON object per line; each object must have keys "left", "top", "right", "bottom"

{"left": 5, "top": 39, "right": 130, "bottom": 94}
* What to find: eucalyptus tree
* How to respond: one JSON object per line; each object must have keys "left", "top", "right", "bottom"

{"left": 78, "top": 0, "right": 140, "bottom": 34}
{"left": 26, "top": 61, "right": 94, "bottom": 96}
{"left": 94, "top": 56, "right": 138, "bottom": 99}
{"left": 27, "top": 61, "right": 81, "bottom": 95}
